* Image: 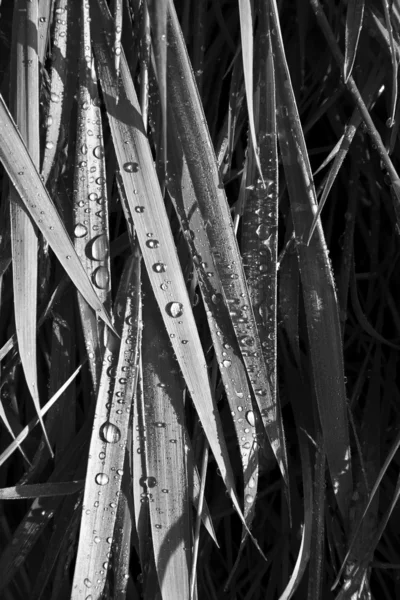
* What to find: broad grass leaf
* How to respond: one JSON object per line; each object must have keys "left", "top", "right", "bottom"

{"left": 141, "top": 272, "right": 191, "bottom": 599}
{"left": 270, "top": 0, "right": 353, "bottom": 520}
{"left": 71, "top": 251, "right": 141, "bottom": 599}
{"left": 9, "top": 0, "right": 51, "bottom": 455}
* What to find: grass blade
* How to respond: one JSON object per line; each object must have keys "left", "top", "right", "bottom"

{"left": 344, "top": 0, "right": 365, "bottom": 83}
{"left": 270, "top": 0, "right": 353, "bottom": 519}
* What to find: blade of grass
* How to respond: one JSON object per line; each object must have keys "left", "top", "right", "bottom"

{"left": 0, "top": 481, "right": 83, "bottom": 500}
{"left": 9, "top": 0, "right": 53, "bottom": 456}
{"left": 270, "top": 0, "right": 353, "bottom": 520}
{"left": 141, "top": 271, "right": 191, "bottom": 599}
{"left": 344, "top": 0, "right": 365, "bottom": 83}
{"left": 71, "top": 249, "right": 141, "bottom": 599}
{"left": 166, "top": 1, "right": 288, "bottom": 484}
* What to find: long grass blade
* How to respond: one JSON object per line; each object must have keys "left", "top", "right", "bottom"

{"left": 344, "top": 0, "right": 365, "bottom": 83}
{"left": 166, "top": 1, "right": 288, "bottom": 484}
{"left": 270, "top": 0, "right": 353, "bottom": 520}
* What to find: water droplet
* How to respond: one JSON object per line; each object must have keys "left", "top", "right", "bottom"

{"left": 50, "top": 92, "right": 60, "bottom": 103}
{"left": 135, "top": 206, "right": 145, "bottom": 213}
{"left": 212, "top": 293, "right": 223, "bottom": 304}
{"left": 242, "top": 442, "right": 251, "bottom": 449}
{"left": 245, "top": 494, "right": 254, "bottom": 504}
{"left": 155, "top": 524, "right": 162, "bottom": 529}
{"left": 147, "top": 476, "right": 157, "bottom": 488}
{"left": 246, "top": 411, "right": 255, "bottom": 426}
{"left": 146, "top": 239, "right": 160, "bottom": 249}
{"left": 95, "top": 473, "right": 109, "bottom": 486}
{"left": 166, "top": 302, "right": 184, "bottom": 318}
{"left": 46, "top": 116, "right": 53, "bottom": 126}
{"left": 152, "top": 262, "right": 167, "bottom": 273}
{"left": 160, "top": 283, "right": 168, "bottom": 291}
{"left": 155, "top": 422, "right": 166, "bottom": 428}
{"left": 74, "top": 223, "right": 88, "bottom": 238}
{"left": 123, "top": 162, "right": 139, "bottom": 173}
{"left": 84, "top": 578, "right": 92, "bottom": 588}
{"left": 88, "top": 192, "right": 98, "bottom": 201}
{"left": 94, "top": 536, "right": 101, "bottom": 543}
{"left": 106, "top": 537, "right": 112, "bottom": 544}
{"left": 100, "top": 422, "right": 121, "bottom": 443}
{"left": 162, "top": 488, "right": 169, "bottom": 493}
{"left": 222, "top": 359, "right": 231, "bottom": 368}
{"left": 45, "top": 141, "right": 54, "bottom": 150}
{"left": 93, "top": 146, "right": 104, "bottom": 158}
{"left": 81, "top": 144, "right": 88, "bottom": 155}
{"left": 93, "top": 266, "right": 109, "bottom": 289}
{"left": 248, "top": 477, "right": 256, "bottom": 489}
{"left": 89, "top": 234, "right": 108, "bottom": 261}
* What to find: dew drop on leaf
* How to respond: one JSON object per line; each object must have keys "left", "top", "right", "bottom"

{"left": 95, "top": 473, "right": 109, "bottom": 486}
{"left": 246, "top": 410, "right": 255, "bottom": 427}
{"left": 166, "top": 302, "right": 184, "bottom": 318}
{"left": 146, "top": 239, "right": 160, "bottom": 249}
{"left": 245, "top": 494, "right": 254, "bottom": 504}
{"left": 93, "top": 146, "right": 104, "bottom": 159}
{"left": 100, "top": 422, "right": 121, "bottom": 443}
{"left": 123, "top": 162, "right": 139, "bottom": 173}
{"left": 84, "top": 578, "right": 92, "bottom": 588}
{"left": 74, "top": 223, "right": 88, "bottom": 238}
{"left": 152, "top": 262, "right": 166, "bottom": 273}
{"left": 93, "top": 266, "right": 109, "bottom": 289}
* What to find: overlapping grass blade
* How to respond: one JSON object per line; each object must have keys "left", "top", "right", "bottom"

{"left": 238, "top": 0, "right": 262, "bottom": 181}
{"left": 166, "top": 1, "right": 288, "bottom": 484}
{"left": 0, "top": 95, "right": 114, "bottom": 331}
{"left": 73, "top": 0, "right": 111, "bottom": 391}
{"left": 9, "top": 0, "right": 52, "bottom": 455}
{"left": 141, "top": 273, "right": 191, "bottom": 599}
{"left": 270, "top": 0, "right": 353, "bottom": 519}
{"left": 0, "top": 481, "right": 83, "bottom": 500}
{"left": 91, "top": 0, "right": 246, "bottom": 524}
{"left": 344, "top": 0, "right": 365, "bottom": 83}
{"left": 71, "top": 250, "right": 141, "bottom": 599}
{"left": 381, "top": 0, "right": 398, "bottom": 126}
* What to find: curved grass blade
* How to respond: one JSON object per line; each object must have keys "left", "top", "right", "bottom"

{"left": 71, "top": 251, "right": 141, "bottom": 599}
{"left": 91, "top": 0, "right": 248, "bottom": 528}
{"left": 344, "top": 0, "right": 365, "bottom": 83}
{"left": 141, "top": 272, "right": 191, "bottom": 599}
{"left": 0, "top": 95, "right": 114, "bottom": 332}
{"left": 270, "top": 0, "right": 353, "bottom": 519}
{"left": 10, "top": 0, "right": 52, "bottom": 455}
{"left": 112, "top": 0, "right": 123, "bottom": 78}
{"left": 38, "top": 0, "right": 52, "bottom": 64}
{"left": 73, "top": 0, "right": 111, "bottom": 392}
{"left": 381, "top": 0, "right": 398, "bottom": 126}
{"left": 166, "top": 1, "right": 288, "bottom": 485}
{"left": 238, "top": 0, "right": 263, "bottom": 182}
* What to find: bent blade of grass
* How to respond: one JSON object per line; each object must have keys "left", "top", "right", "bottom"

{"left": 270, "top": 0, "right": 353, "bottom": 520}
{"left": 10, "top": 0, "right": 52, "bottom": 455}
{"left": 92, "top": 0, "right": 247, "bottom": 528}
{"left": 381, "top": 0, "right": 398, "bottom": 126}
{"left": 166, "top": 1, "right": 288, "bottom": 485}
{"left": 73, "top": 0, "right": 111, "bottom": 392}
{"left": 71, "top": 251, "right": 141, "bottom": 599}
{"left": 344, "top": 0, "right": 365, "bottom": 83}
{"left": 141, "top": 272, "right": 191, "bottom": 599}
{"left": 0, "top": 95, "right": 114, "bottom": 332}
